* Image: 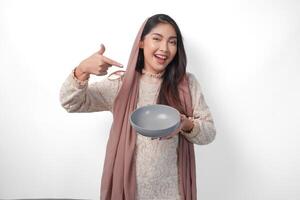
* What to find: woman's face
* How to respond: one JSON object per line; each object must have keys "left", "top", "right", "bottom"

{"left": 140, "top": 23, "right": 177, "bottom": 74}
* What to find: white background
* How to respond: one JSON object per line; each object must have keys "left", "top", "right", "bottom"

{"left": 0, "top": 0, "right": 299, "bottom": 199}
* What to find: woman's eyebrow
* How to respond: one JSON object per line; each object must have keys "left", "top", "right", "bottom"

{"left": 151, "top": 33, "right": 177, "bottom": 39}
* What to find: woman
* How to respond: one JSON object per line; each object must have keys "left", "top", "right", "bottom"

{"left": 60, "top": 14, "right": 216, "bottom": 200}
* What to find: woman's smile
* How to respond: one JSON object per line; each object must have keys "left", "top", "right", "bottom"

{"left": 154, "top": 53, "right": 168, "bottom": 65}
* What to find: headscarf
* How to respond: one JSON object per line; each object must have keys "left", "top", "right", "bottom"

{"left": 100, "top": 18, "right": 197, "bottom": 200}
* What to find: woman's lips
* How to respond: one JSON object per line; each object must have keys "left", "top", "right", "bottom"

{"left": 154, "top": 54, "right": 168, "bottom": 64}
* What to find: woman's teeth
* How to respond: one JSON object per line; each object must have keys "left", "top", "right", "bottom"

{"left": 154, "top": 54, "right": 167, "bottom": 60}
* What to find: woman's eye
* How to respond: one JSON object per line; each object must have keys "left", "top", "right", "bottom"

{"left": 170, "top": 40, "right": 177, "bottom": 45}
{"left": 153, "top": 37, "right": 160, "bottom": 41}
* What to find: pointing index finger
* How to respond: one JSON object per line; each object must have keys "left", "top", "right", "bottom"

{"left": 102, "top": 56, "right": 123, "bottom": 67}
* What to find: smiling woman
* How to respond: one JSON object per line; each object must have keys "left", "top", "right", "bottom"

{"left": 59, "top": 14, "right": 216, "bottom": 200}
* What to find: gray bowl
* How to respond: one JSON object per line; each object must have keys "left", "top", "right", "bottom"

{"left": 130, "top": 104, "right": 180, "bottom": 138}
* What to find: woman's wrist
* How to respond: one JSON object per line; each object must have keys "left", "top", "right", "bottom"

{"left": 74, "top": 66, "right": 90, "bottom": 81}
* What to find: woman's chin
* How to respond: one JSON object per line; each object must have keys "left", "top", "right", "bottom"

{"left": 155, "top": 63, "right": 169, "bottom": 72}
{"left": 154, "top": 67, "right": 167, "bottom": 74}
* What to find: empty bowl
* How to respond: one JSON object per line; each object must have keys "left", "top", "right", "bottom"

{"left": 130, "top": 104, "right": 180, "bottom": 138}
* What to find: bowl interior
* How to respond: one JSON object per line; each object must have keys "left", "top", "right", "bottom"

{"left": 131, "top": 104, "right": 180, "bottom": 131}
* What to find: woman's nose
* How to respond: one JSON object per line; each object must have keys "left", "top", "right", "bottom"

{"left": 159, "top": 41, "right": 169, "bottom": 52}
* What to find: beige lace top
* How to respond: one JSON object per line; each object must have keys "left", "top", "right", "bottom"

{"left": 59, "top": 70, "right": 216, "bottom": 199}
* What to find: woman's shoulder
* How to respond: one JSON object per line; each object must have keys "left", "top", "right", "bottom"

{"left": 186, "top": 72, "right": 196, "bottom": 79}
{"left": 186, "top": 72, "right": 200, "bottom": 85}
{"left": 186, "top": 72, "right": 204, "bottom": 93}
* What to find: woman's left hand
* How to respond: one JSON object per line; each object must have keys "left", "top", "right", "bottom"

{"left": 180, "top": 114, "right": 194, "bottom": 133}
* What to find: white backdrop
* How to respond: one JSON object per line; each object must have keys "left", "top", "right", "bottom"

{"left": 0, "top": 0, "right": 299, "bottom": 199}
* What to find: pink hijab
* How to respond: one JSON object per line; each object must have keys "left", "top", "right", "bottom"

{"left": 100, "top": 18, "right": 197, "bottom": 200}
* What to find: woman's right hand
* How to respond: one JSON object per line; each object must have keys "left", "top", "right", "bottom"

{"left": 75, "top": 44, "right": 123, "bottom": 80}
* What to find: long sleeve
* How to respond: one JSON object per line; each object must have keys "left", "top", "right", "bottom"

{"left": 59, "top": 70, "right": 122, "bottom": 113}
{"left": 180, "top": 73, "right": 217, "bottom": 145}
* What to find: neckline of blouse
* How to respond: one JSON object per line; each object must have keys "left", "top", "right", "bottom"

{"left": 141, "top": 69, "right": 165, "bottom": 78}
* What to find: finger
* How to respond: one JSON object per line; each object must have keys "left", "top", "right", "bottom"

{"left": 99, "top": 63, "right": 112, "bottom": 69}
{"left": 98, "top": 66, "right": 109, "bottom": 73}
{"left": 98, "top": 44, "right": 105, "bottom": 55}
{"left": 180, "top": 114, "right": 186, "bottom": 121}
{"left": 96, "top": 71, "right": 108, "bottom": 76}
{"left": 102, "top": 56, "right": 123, "bottom": 67}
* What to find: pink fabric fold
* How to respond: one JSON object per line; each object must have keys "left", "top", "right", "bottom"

{"left": 100, "top": 18, "right": 197, "bottom": 200}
